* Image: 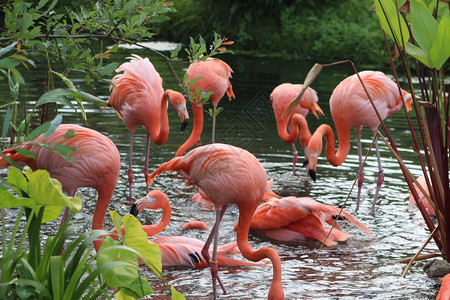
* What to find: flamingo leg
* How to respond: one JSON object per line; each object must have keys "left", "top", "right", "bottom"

{"left": 370, "top": 134, "right": 384, "bottom": 216}
{"left": 144, "top": 134, "right": 151, "bottom": 191}
{"left": 355, "top": 129, "right": 364, "bottom": 212}
{"left": 128, "top": 131, "right": 135, "bottom": 199}
{"left": 211, "top": 105, "right": 217, "bottom": 144}
{"left": 59, "top": 206, "right": 70, "bottom": 230}
{"left": 201, "top": 206, "right": 228, "bottom": 297}
{"left": 291, "top": 143, "right": 298, "bottom": 172}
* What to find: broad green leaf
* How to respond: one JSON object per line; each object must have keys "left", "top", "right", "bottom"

{"left": 405, "top": 42, "right": 432, "bottom": 66}
{"left": 429, "top": 16, "right": 450, "bottom": 69}
{"left": 171, "top": 286, "right": 186, "bottom": 300}
{"left": 68, "top": 91, "right": 107, "bottom": 105}
{"left": 24, "top": 115, "right": 62, "bottom": 142}
{"left": 0, "top": 188, "right": 21, "bottom": 204}
{"left": 118, "top": 277, "right": 154, "bottom": 298}
{"left": 410, "top": 0, "right": 438, "bottom": 52}
{"left": 0, "top": 42, "right": 18, "bottom": 58}
{"left": 374, "top": 0, "right": 410, "bottom": 47}
{"left": 123, "top": 214, "right": 162, "bottom": 273}
{"left": 7, "top": 166, "right": 29, "bottom": 195}
{"left": 97, "top": 237, "right": 139, "bottom": 287}
{"left": 110, "top": 210, "right": 123, "bottom": 237}
{"left": 35, "top": 88, "right": 76, "bottom": 109}
{"left": 99, "top": 62, "right": 119, "bottom": 76}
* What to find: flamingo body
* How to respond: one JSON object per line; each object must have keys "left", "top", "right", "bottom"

{"left": 408, "top": 175, "right": 434, "bottom": 216}
{"left": 0, "top": 124, "right": 120, "bottom": 250}
{"left": 108, "top": 55, "right": 188, "bottom": 196}
{"left": 148, "top": 143, "right": 284, "bottom": 299}
{"left": 186, "top": 58, "right": 235, "bottom": 144}
{"left": 307, "top": 71, "right": 412, "bottom": 214}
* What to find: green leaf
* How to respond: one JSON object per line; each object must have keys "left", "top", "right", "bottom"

{"left": 119, "top": 277, "right": 154, "bottom": 298}
{"left": 405, "top": 42, "right": 432, "bottom": 66}
{"left": 49, "top": 256, "right": 64, "bottom": 299}
{"left": 170, "top": 286, "right": 186, "bottom": 300}
{"left": 15, "top": 148, "right": 37, "bottom": 159}
{"left": 0, "top": 42, "right": 18, "bottom": 58}
{"left": 429, "top": 16, "right": 450, "bottom": 69}
{"left": 44, "top": 114, "right": 63, "bottom": 138}
{"left": 123, "top": 214, "right": 162, "bottom": 273}
{"left": 0, "top": 58, "right": 21, "bottom": 69}
{"left": 68, "top": 91, "right": 107, "bottom": 106}
{"left": 2, "top": 106, "right": 12, "bottom": 137}
{"left": 100, "top": 62, "right": 119, "bottom": 76}
{"left": 374, "top": 0, "right": 410, "bottom": 47}
{"left": 410, "top": 0, "right": 438, "bottom": 52}
{"left": 7, "top": 166, "right": 29, "bottom": 195}
{"left": 97, "top": 237, "right": 139, "bottom": 287}
{"left": 35, "top": 88, "right": 76, "bottom": 109}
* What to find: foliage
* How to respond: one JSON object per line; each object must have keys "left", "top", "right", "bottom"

{"left": 373, "top": 0, "right": 449, "bottom": 261}
{"left": 0, "top": 166, "right": 184, "bottom": 299}
{"left": 155, "top": 0, "right": 386, "bottom": 65}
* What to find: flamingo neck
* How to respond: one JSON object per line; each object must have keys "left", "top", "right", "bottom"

{"left": 150, "top": 91, "right": 171, "bottom": 145}
{"left": 175, "top": 101, "right": 204, "bottom": 156}
{"left": 311, "top": 124, "right": 351, "bottom": 167}
{"left": 277, "top": 114, "right": 310, "bottom": 147}
{"left": 142, "top": 201, "right": 172, "bottom": 237}
{"left": 92, "top": 188, "right": 114, "bottom": 252}
{"left": 236, "top": 207, "right": 284, "bottom": 299}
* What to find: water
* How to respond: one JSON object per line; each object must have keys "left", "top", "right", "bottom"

{"left": 0, "top": 44, "right": 439, "bottom": 299}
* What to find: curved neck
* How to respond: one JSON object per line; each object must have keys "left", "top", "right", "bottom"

{"left": 310, "top": 124, "right": 351, "bottom": 167}
{"left": 142, "top": 201, "right": 172, "bottom": 237}
{"left": 277, "top": 113, "right": 310, "bottom": 146}
{"left": 175, "top": 101, "right": 204, "bottom": 156}
{"left": 236, "top": 207, "right": 284, "bottom": 299}
{"left": 150, "top": 91, "right": 171, "bottom": 145}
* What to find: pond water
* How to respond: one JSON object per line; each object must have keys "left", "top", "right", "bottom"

{"left": 0, "top": 45, "right": 440, "bottom": 299}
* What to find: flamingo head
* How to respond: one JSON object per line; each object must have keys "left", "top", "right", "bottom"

{"left": 166, "top": 90, "right": 189, "bottom": 132}
{"left": 130, "top": 190, "right": 169, "bottom": 216}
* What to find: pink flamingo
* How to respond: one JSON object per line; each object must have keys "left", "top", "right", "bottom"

{"left": 121, "top": 190, "right": 263, "bottom": 268}
{"left": 437, "top": 273, "right": 450, "bottom": 300}
{"left": 270, "top": 83, "right": 323, "bottom": 170}
{"left": 0, "top": 124, "right": 120, "bottom": 251}
{"left": 408, "top": 175, "right": 434, "bottom": 216}
{"left": 304, "top": 71, "right": 412, "bottom": 215}
{"left": 236, "top": 196, "right": 374, "bottom": 246}
{"left": 175, "top": 98, "right": 204, "bottom": 156}
{"left": 108, "top": 55, "right": 189, "bottom": 198}
{"left": 186, "top": 58, "right": 235, "bottom": 145}
{"left": 147, "top": 143, "right": 284, "bottom": 299}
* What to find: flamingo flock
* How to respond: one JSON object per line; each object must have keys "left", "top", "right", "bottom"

{"left": 0, "top": 54, "right": 421, "bottom": 299}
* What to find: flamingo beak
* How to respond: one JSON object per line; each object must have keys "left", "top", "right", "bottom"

{"left": 130, "top": 195, "right": 157, "bottom": 216}
{"left": 308, "top": 169, "right": 316, "bottom": 182}
{"left": 311, "top": 103, "right": 324, "bottom": 119}
{"left": 181, "top": 119, "right": 188, "bottom": 132}
{"left": 302, "top": 159, "right": 309, "bottom": 168}
{"left": 130, "top": 203, "right": 140, "bottom": 216}
{"left": 178, "top": 104, "right": 189, "bottom": 132}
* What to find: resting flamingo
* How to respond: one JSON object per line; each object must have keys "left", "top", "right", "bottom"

{"left": 270, "top": 83, "right": 323, "bottom": 170}
{"left": 302, "top": 71, "right": 412, "bottom": 215}
{"left": 117, "top": 190, "right": 263, "bottom": 268}
{"left": 235, "top": 196, "right": 374, "bottom": 246}
{"left": 108, "top": 55, "right": 189, "bottom": 198}
{"left": 0, "top": 124, "right": 120, "bottom": 251}
{"left": 147, "top": 143, "right": 284, "bottom": 299}
{"left": 186, "top": 58, "right": 235, "bottom": 145}
{"left": 408, "top": 175, "right": 434, "bottom": 217}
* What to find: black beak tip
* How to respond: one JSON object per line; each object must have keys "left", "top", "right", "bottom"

{"left": 302, "top": 159, "right": 309, "bottom": 168}
{"left": 181, "top": 119, "right": 188, "bottom": 132}
{"left": 130, "top": 203, "right": 139, "bottom": 216}
{"left": 308, "top": 169, "right": 316, "bottom": 182}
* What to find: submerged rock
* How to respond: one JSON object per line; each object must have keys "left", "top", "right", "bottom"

{"left": 423, "top": 259, "right": 450, "bottom": 278}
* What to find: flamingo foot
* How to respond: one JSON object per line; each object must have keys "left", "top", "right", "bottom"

{"left": 370, "top": 170, "right": 384, "bottom": 216}
{"left": 355, "top": 170, "right": 364, "bottom": 212}
{"left": 210, "top": 259, "right": 227, "bottom": 298}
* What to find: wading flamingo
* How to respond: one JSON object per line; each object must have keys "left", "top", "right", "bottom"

{"left": 270, "top": 83, "right": 323, "bottom": 170}
{"left": 408, "top": 175, "right": 434, "bottom": 217}
{"left": 186, "top": 58, "right": 235, "bottom": 144}
{"left": 108, "top": 55, "right": 189, "bottom": 198}
{"left": 0, "top": 124, "right": 120, "bottom": 251}
{"left": 304, "top": 71, "right": 412, "bottom": 215}
{"left": 147, "top": 143, "right": 284, "bottom": 299}
{"left": 121, "top": 190, "right": 264, "bottom": 268}
{"left": 235, "top": 196, "right": 373, "bottom": 246}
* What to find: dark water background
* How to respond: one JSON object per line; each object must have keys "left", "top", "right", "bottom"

{"left": 0, "top": 43, "right": 439, "bottom": 299}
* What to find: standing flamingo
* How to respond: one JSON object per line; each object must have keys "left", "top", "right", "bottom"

{"left": 147, "top": 143, "right": 284, "bottom": 299}
{"left": 0, "top": 124, "right": 121, "bottom": 251}
{"left": 303, "top": 71, "right": 412, "bottom": 215}
{"left": 186, "top": 58, "right": 235, "bottom": 144}
{"left": 117, "top": 190, "right": 265, "bottom": 268}
{"left": 270, "top": 83, "right": 323, "bottom": 170}
{"left": 236, "top": 196, "right": 373, "bottom": 246}
{"left": 108, "top": 55, "right": 189, "bottom": 198}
